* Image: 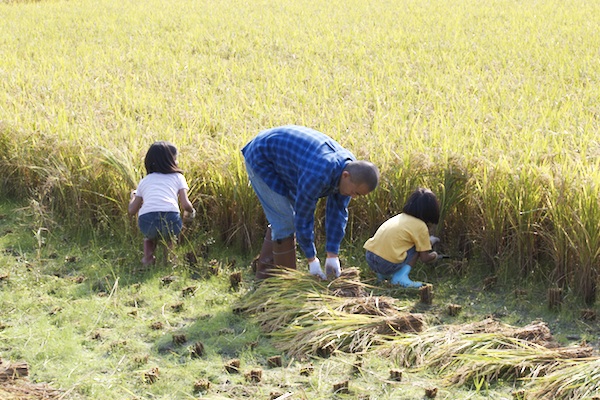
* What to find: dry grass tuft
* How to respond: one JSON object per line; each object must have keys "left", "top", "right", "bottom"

{"left": 526, "top": 357, "right": 600, "bottom": 399}
{"left": 0, "top": 359, "right": 61, "bottom": 399}
{"left": 225, "top": 359, "right": 241, "bottom": 373}
{"left": 332, "top": 380, "right": 349, "bottom": 394}
{"left": 143, "top": 367, "right": 160, "bottom": 384}
{"left": 0, "top": 381, "right": 63, "bottom": 400}
{"left": 193, "top": 379, "right": 211, "bottom": 392}
{"left": 0, "top": 360, "right": 28, "bottom": 382}
{"left": 240, "top": 268, "right": 427, "bottom": 356}
{"left": 267, "top": 355, "right": 282, "bottom": 368}
{"left": 245, "top": 369, "right": 262, "bottom": 383}
{"left": 328, "top": 268, "right": 367, "bottom": 297}
{"left": 377, "top": 317, "right": 597, "bottom": 392}
{"left": 239, "top": 271, "right": 596, "bottom": 397}
{"left": 384, "top": 320, "right": 532, "bottom": 366}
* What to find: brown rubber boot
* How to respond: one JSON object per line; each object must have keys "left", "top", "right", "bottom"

{"left": 255, "top": 226, "right": 275, "bottom": 280}
{"left": 272, "top": 235, "right": 297, "bottom": 271}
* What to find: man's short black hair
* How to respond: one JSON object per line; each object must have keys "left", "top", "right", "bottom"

{"left": 345, "top": 160, "right": 380, "bottom": 191}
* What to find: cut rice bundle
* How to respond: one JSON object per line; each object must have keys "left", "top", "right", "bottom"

{"left": 239, "top": 268, "right": 427, "bottom": 356}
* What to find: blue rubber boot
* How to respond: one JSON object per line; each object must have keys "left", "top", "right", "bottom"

{"left": 376, "top": 273, "right": 388, "bottom": 282}
{"left": 390, "top": 265, "right": 422, "bottom": 288}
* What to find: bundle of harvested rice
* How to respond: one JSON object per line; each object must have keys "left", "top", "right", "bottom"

{"left": 377, "top": 319, "right": 565, "bottom": 370}
{"left": 0, "top": 381, "right": 63, "bottom": 400}
{"left": 239, "top": 268, "right": 426, "bottom": 356}
{"left": 505, "top": 321, "right": 554, "bottom": 345}
{"left": 271, "top": 307, "right": 425, "bottom": 356}
{"left": 526, "top": 357, "right": 600, "bottom": 399}
{"left": 335, "top": 295, "right": 401, "bottom": 316}
{"left": 446, "top": 318, "right": 553, "bottom": 344}
{"left": 0, "top": 360, "right": 28, "bottom": 382}
{"left": 382, "top": 331, "right": 594, "bottom": 389}
{"left": 327, "top": 268, "right": 369, "bottom": 297}
{"left": 241, "top": 270, "right": 329, "bottom": 332}
{"left": 266, "top": 292, "right": 425, "bottom": 356}
{"left": 443, "top": 339, "right": 571, "bottom": 386}
{"left": 378, "top": 328, "right": 509, "bottom": 369}
{"left": 0, "top": 359, "right": 62, "bottom": 399}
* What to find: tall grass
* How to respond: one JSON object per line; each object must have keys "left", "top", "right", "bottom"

{"left": 1, "top": 0, "right": 600, "bottom": 300}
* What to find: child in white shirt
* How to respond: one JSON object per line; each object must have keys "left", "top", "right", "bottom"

{"left": 128, "top": 141, "right": 195, "bottom": 266}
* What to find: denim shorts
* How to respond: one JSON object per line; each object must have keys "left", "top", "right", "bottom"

{"left": 245, "top": 161, "right": 295, "bottom": 240}
{"left": 365, "top": 247, "right": 416, "bottom": 276}
{"left": 138, "top": 212, "right": 182, "bottom": 241}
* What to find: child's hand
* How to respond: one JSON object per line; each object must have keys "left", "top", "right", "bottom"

{"left": 183, "top": 209, "right": 196, "bottom": 223}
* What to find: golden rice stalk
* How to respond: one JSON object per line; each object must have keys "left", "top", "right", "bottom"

{"left": 254, "top": 291, "right": 425, "bottom": 356}
{"left": 377, "top": 318, "right": 554, "bottom": 369}
{"left": 327, "top": 267, "right": 370, "bottom": 297}
{"left": 379, "top": 330, "right": 513, "bottom": 369}
{"left": 526, "top": 357, "right": 600, "bottom": 399}
{"left": 241, "top": 268, "right": 394, "bottom": 330}
{"left": 443, "top": 339, "right": 565, "bottom": 386}
{"left": 440, "top": 340, "right": 593, "bottom": 386}
{"left": 96, "top": 146, "right": 140, "bottom": 189}
{"left": 271, "top": 306, "right": 425, "bottom": 357}
{"left": 238, "top": 268, "right": 426, "bottom": 356}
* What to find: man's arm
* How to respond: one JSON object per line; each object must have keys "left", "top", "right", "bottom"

{"left": 324, "top": 193, "right": 351, "bottom": 255}
{"left": 294, "top": 191, "right": 318, "bottom": 260}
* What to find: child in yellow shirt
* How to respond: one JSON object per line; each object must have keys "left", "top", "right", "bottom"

{"left": 363, "top": 188, "right": 441, "bottom": 288}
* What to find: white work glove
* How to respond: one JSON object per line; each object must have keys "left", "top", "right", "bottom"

{"left": 429, "top": 235, "right": 440, "bottom": 245}
{"left": 325, "top": 256, "right": 341, "bottom": 278}
{"left": 308, "top": 258, "right": 326, "bottom": 280}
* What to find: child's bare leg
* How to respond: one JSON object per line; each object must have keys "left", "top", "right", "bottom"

{"left": 165, "top": 240, "right": 177, "bottom": 265}
{"left": 406, "top": 252, "right": 419, "bottom": 267}
{"left": 142, "top": 239, "right": 157, "bottom": 266}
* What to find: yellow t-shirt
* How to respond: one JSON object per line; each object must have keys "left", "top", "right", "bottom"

{"left": 363, "top": 213, "right": 431, "bottom": 263}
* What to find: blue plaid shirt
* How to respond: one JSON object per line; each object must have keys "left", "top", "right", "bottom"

{"left": 242, "top": 125, "right": 356, "bottom": 259}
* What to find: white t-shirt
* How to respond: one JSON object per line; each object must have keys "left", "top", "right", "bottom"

{"left": 136, "top": 173, "right": 189, "bottom": 216}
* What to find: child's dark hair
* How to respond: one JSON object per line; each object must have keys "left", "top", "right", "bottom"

{"left": 144, "top": 141, "right": 183, "bottom": 175}
{"left": 402, "top": 187, "right": 440, "bottom": 225}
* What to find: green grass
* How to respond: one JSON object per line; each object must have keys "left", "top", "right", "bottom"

{"left": 1, "top": 201, "right": 598, "bottom": 399}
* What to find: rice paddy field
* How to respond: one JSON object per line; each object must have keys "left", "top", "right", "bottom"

{"left": 1, "top": 0, "right": 600, "bottom": 398}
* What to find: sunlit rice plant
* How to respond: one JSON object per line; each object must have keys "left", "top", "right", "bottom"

{"left": 1, "top": 0, "right": 600, "bottom": 301}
